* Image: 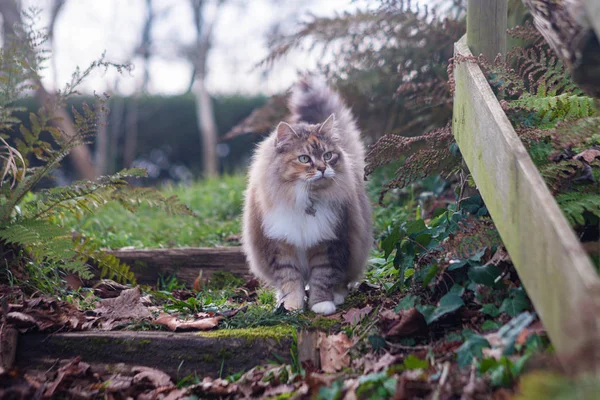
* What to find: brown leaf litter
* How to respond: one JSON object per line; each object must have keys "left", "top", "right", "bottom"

{"left": 318, "top": 332, "right": 353, "bottom": 373}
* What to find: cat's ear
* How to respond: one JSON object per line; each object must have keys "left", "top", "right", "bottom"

{"left": 318, "top": 114, "right": 336, "bottom": 136}
{"left": 275, "top": 122, "right": 298, "bottom": 146}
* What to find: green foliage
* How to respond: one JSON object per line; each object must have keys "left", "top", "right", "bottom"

{"left": 417, "top": 285, "right": 465, "bottom": 325}
{"left": 62, "top": 175, "right": 244, "bottom": 249}
{"left": 0, "top": 12, "right": 191, "bottom": 289}
{"left": 511, "top": 94, "right": 596, "bottom": 126}
{"left": 555, "top": 192, "right": 600, "bottom": 227}
{"left": 479, "top": 355, "right": 530, "bottom": 387}
{"left": 355, "top": 371, "right": 397, "bottom": 400}
{"left": 499, "top": 288, "right": 531, "bottom": 317}
{"left": 456, "top": 335, "right": 490, "bottom": 368}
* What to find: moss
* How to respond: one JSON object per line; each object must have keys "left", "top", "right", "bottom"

{"left": 342, "top": 291, "right": 369, "bottom": 309}
{"left": 311, "top": 317, "right": 339, "bottom": 332}
{"left": 89, "top": 337, "right": 111, "bottom": 346}
{"left": 217, "top": 348, "right": 233, "bottom": 360}
{"left": 266, "top": 393, "right": 295, "bottom": 400}
{"left": 201, "top": 354, "right": 215, "bottom": 363}
{"left": 137, "top": 339, "right": 152, "bottom": 346}
{"left": 197, "top": 325, "right": 295, "bottom": 344}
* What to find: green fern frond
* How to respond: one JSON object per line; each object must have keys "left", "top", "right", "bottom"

{"left": 75, "top": 237, "right": 136, "bottom": 284}
{"left": 539, "top": 160, "right": 581, "bottom": 194}
{"left": 25, "top": 168, "right": 148, "bottom": 220}
{"left": 112, "top": 186, "right": 195, "bottom": 216}
{"left": 556, "top": 192, "right": 600, "bottom": 226}
{"left": 510, "top": 94, "right": 596, "bottom": 124}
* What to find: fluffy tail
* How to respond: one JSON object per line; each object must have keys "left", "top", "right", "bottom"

{"left": 289, "top": 76, "right": 364, "bottom": 162}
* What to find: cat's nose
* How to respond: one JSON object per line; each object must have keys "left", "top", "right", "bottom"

{"left": 316, "top": 165, "right": 326, "bottom": 174}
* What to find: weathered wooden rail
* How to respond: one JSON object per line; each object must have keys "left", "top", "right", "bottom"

{"left": 454, "top": 0, "right": 600, "bottom": 369}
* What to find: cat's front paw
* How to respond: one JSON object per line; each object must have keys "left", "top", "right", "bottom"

{"left": 311, "top": 301, "right": 336, "bottom": 315}
{"left": 278, "top": 289, "right": 305, "bottom": 311}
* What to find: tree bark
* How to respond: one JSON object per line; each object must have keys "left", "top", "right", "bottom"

{"left": 94, "top": 101, "right": 109, "bottom": 176}
{"left": 123, "top": 98, "right": 138, "bottom": 168}
{"left": 192, "top": 76, "right": 218, "bottom": 178}
{"left": 189, "top": 0, "right": 222, "bottom": 178}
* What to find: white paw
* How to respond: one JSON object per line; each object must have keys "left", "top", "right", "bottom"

{"left": 311, "top": 301, "right": 336, "bottom": 315}
{"left": 333, "top": 292, "right": 346, "bottom": 306}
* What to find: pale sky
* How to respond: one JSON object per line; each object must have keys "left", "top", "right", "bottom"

{"left": 23, "top": 0, "right": 369, "bottom": 96}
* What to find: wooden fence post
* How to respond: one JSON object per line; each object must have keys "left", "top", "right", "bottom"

{"left": 467, "top": 0, "right": 508, "bottom": 61}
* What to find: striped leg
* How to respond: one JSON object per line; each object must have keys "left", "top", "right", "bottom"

{"left": 274, "top": 264, "right": 305, "bottom": 311}
{"left": 307, "top": 242, "right": 348, "bottom": 315}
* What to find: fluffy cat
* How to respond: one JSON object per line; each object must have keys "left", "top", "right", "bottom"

{"left": 242, "top": 77, "right": 373, "bottom": 315}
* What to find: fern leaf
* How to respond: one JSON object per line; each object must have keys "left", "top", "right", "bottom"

{"left": 556, "top": 192, "right": 600, "bottom": 226}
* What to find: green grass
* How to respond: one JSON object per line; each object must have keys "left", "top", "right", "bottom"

{"left": 65, "top": 175, "right": 245, "bottom": 249}
{"left": 64, "top": 166, "right": 408, "bottom": 250}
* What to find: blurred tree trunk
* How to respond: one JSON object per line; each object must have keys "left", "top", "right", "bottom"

{"left": 95, "top": 100, "right": 108, "bottom": 175}
{"left": 123, "top": 99, "right": 138, "bottom": 168}
{"left": 49, "top": 0, "right": 66, "bottom": 88}
{"left": 137, "top": 0, "right": 154, "bottom": 93}
{"left": 189, "top": 0, "right": 224, "bottom": 178}
{"left": 0, "top": 0, "right": 97, "bottom": 180}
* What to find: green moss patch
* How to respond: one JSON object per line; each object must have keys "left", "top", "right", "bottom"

{"left": 197, "top": 325, "right": 295, "bottom": 343}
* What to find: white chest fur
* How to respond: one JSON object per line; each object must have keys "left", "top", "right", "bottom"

{"left": 262, "top": 187, "right": 340, "bottom": 248}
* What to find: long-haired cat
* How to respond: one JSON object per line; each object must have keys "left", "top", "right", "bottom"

{"left": 242, "top": 76, "right": 373, "bottom": 315}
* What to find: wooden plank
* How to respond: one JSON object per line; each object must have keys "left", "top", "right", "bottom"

{"left": 452, "top": 35, "right": 600, "bottom": 366}
{"left": 467, "top": 0, "right": 508, "bottom": 61}
{"left": 105, "top": 247, "right": 251, "bottom": 286}
{"left": 16, "top": 330, "right": 291, "bottom": 379}
{"left": 0, "top": 326, "right": 17, "bottom": 370}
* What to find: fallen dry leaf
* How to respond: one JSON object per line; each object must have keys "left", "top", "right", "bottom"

{"left": 364, "top": 352, "right": 400, "bottom": 374}
{"left": 95, "top": 286, "right": 151, "bottom": 321}
{"left": 132, "top": 366, "right": 173, "bottom": 387}
{"left": 382, "top": 308, "right": 427, "bottom": 337}
{"left": 93, "top": 280, "right": 130, "bottom": 299}
{"left": 63, "top": 274, "right": 83, "bottom": 291}
{"left": 318, "top": 332, "right": 352, "bottom": 373}
{"left": 343, "top": 305, "right": 373, "bottom": 326}
{"left": 155, "top": 313, "right": 222, "bottom": 331}
{"left": 45, "top": 357, "right": 92, "bottom": 398}
{"left": 6, "top": 312, "right": 37, "bottom": 329}
{"left": 574, "top": 148, "right": 600, "bottom": 163}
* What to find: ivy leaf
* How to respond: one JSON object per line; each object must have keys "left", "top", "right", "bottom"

{"left": 395, "top": 294, "right": 417, "bottom": 312}
{"left": 481, "top": 304, "right": 500, "bottom": 317}
{"left": 414, "top": 233, "right": 432, "bottom": 248}
{"left": 418, "top": 292, "right": 464, "bottom": 325}
{"left": 447, "top": 259, "right": 468, "bottom": 271}
{"left": 468, "top": 263, "right": 502, "bottom": 286}
{"left": 403, "top": 354, "right": 429, "bottom": 370}
{"left": 416, "top": 263, "right": 438, "bottom": 287}
{"left": 405, "top": 219, "right": 426, "bottom": 235}
{"left": 481, "top": 320, "right": 501, "bottom": 331}
{"left": 499, "top": 288, "right": 530, "bottom": 317}
{"left": 382, "top": 227, "right": 401, "bottom": 259}
{"left": 318, "top": 379, "right": 344, "bottom": 400}
{"left": 368, "top": 335, "right": 387, "bottom": 351}
{"left": 456, "top": 335, "right": 490, "bottom": 368}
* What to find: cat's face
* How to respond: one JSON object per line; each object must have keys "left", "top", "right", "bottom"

{"left": 273, "top": 114, "right": 344, "bottom": 187}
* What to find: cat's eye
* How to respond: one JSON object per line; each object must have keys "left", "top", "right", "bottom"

{"left": 323, "top": 152, "right": 333, "bottom": 161}
{"left": 298, "top": 155, "right": 311, "bottom": 163}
